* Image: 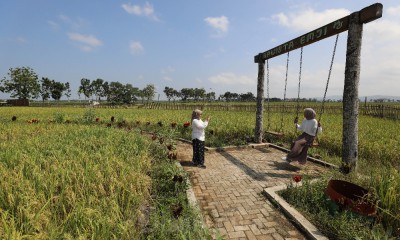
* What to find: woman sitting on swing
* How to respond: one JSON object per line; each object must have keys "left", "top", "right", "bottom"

{"left": 282, "top": 108, "right": 322, "bottom": 164}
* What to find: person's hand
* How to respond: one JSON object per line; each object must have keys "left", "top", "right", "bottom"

{"left": 294, "top": 117, "right": 298, "bottom": 124}
{"left": 207, "top": 116, "right": 211, "bottom": 122}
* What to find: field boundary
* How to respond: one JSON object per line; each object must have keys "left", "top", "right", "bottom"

{"left": 263, "top": 183, "right": 329, "bottom": 240}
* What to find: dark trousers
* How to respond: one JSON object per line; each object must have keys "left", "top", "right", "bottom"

{"left": 192, "top": 139, "right": 205, "bottom": 165}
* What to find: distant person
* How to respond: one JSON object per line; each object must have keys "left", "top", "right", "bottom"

{"left": 282, "top": 108, "right": 322, "bottom": 164}
{"left": 191, "top": 109, "right": 210, "bottom": 168}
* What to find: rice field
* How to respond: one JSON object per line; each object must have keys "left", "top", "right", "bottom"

{"left": 0, "top": 106, "right": 398, "bottom": 238}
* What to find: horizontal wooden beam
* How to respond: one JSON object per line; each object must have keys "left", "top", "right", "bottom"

{"left": 255, "top": 3, "right": 383, "bottom": 63}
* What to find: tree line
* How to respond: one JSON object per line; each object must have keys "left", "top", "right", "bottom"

{"left": 1, "top": 66, "right": 324, "bottom": 104}
{"left": 0, "top": 67, "right": 156, "bottom": 104}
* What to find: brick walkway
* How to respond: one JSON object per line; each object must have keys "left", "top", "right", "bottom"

{"left": 176, "top": 142, "right": 327, "bottom": 240}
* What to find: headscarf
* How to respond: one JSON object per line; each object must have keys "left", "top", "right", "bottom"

{"left": 304, "top": 108, "right": 316, "bottom": 120}
{"left": 192, "top": 109, "right": 202, "bottom": 120}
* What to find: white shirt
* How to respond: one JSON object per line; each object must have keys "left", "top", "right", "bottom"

{"left": 295, "top": 118, "right": 322, "bottom": 136}
{"left": 192, "top": 119, "right": 208, "bottom": 141}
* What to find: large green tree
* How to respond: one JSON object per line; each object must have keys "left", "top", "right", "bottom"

{"left": 164, "top": 86, "right": 175, "bottom": 102}
{"left": 142, "top": 84, "right": 156, "bottom": 102}
{"left": 51, "top": 81, "right": 68, "bottom": 101}
{"left": 0, "top": 66, "right": 40, "bottom": 99}
{"left": 91, "top": 78, "right": 108, "bottom": 101}
{"left": 78, "top": 78, "right": 92, "bottom": 100}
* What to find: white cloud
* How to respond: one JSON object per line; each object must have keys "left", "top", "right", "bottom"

{"left": 161, "top": 66, "right": 175, "bottom": 74}
{"left": 48, "top": 20, "right": 59, "bottom": 31}
{"left": 163, "top": 76, "right": 172, "bottom": 81}
{"left": 203, "top": 47, "right": 226, "bottom": 58}
{"left": 15, "top": 37, "right": 27, "bottom": 44}
{"left": 58, "top": 15, "right": 89, "bottom": 30}
{"left": 387, "top": 5, "right": 400, "bottom": 17}
{"left": 263, "top": 6, "right": 400, "bottom": 97}
{"left": 67, "top": 32, "right": 103, "bottom": 52}
{"left": 129, "top": 41, "right": 144, "bottom": 55}
{"left": 272, "top": 8, "right": 350, "bottom": 32}
{"left": 209, "top": 72, "right": 254, "bottom": 85}
{"left": 204, "top": 16, "right": 229, "bottom": 37}
{"left": 122, "top": 2, "right": 159, "bottom": 21}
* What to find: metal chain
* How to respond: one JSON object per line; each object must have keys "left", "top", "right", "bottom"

{"left": 319, "top": 34, "right": 339, "bottom": 121}
{"left": 266, "top": 59, "right": 270, "bottom": 131}
{"left": 315, "top": 33, "right": 339, "bottom": 137}
{"left": 295, "top": 47, "right": 303, "bottom": 132}
{"left": 280, "top": 51, "right": 289, "bottom": 132}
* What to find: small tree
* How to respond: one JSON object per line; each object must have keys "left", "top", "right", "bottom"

{"left": 0, "top": 66, "right": 40, "bottom": 99}
{"left": 64, "top": 82, "right": 71, "bottom": 101}
{"left": 51, "top": 81, "right": 68, "bottom": 101}
{"left": 40, "top": 77, "right": 53, "bottom": 103}
{"left": 142, "top": 84, "right": 155, "bottom": 102}
{"left": 164, "top": 86, "right": 174, "bottom": 102}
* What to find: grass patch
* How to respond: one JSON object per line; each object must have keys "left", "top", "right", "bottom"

{"left": 279, "top": 168, "right": 400, "bottom": 239}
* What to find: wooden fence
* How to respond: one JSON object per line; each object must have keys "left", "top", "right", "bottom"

{"left": 141, "top": 102, "right": 400, "bottom": 120}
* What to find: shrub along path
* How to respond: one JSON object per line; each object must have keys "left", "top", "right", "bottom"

{"left": 176, "top": 141, "right": 328, "bottom": 240}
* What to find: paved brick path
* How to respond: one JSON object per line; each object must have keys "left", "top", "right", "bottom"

{"left": 176, "top": 142, "right": 327, "bottom": 240}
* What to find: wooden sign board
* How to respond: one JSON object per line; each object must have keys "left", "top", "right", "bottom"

{"left": 254, "top": 3, "right": 383, "bottom": 63}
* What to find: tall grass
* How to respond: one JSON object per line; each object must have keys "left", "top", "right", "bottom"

{"left": 0, "top": 122, "right": 152, "bottom": 239}
{"left": 1, "top": 106, "right": 398, "bottom": 238}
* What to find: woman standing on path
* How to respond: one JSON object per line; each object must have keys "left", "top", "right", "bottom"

{"left": 191, "top": 109, "right": 210, "bottom": 169}
{"left": 283, "top": 108, "right": 322, "bottom": 164}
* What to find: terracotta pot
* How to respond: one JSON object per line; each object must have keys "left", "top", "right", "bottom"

{"left": 325, "top": 179, "right": 376, "bottom": 216}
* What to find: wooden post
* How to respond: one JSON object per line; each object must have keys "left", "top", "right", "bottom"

{"left": 342, "top": 12, "right": 363, "bottom": 173}
{"left": 255, "top": 60, "right": 265, "bottom": 143}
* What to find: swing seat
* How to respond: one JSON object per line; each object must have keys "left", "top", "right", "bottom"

{"left": 266, "top": 131, "right": 284, "bottom": 138}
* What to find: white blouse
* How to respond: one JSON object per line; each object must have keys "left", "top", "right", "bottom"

{"left": 295, "top": 118, "right": 322, "bottom": 136}
{"left": 192, "top": 119, "right": 209, "bottom": 141}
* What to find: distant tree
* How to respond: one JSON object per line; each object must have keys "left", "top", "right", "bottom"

{"left": 164, "top": 86, "right": 175, "bottom": 102}
{"left": 40, "top": 77, "right": 53, "bottom": 102}
{"left": 78, "top": 78, "right": 92, "bottom": 100}
{"left": 239, "top": 92, "right": 255, "bottom": 102}
{"left": 142, "top": 84, "right": 155, "bottom": 102}
{"left": 123, "top": 84, "right": 139, "bottom": 104}
{"left": 0, "top": 66, "right": 40, "bottom": 99}
{"left": 137, "top": 89, "right": 145, "bottom": 103}
{"left": 64, "top": 82, "right": 71, "bottom": 101}
{"left": 194, "top": 88, "right": 206, "bottom": 101}
{"left": 107, "top": 81, "right": 124, "bottom": 104}
{"left": 220, "top": 92, "right": 242, "bottom": 101}
{"left": 91, "top": 78, "right": 107, "bottom": 101}
{"left": 51, "top": 81, "right": 68, "bottom": 101}
{"left": 205, "top": 91, "right": 216, "bottom": 102}
{"left": 101, "top": 81, "right": 109, "bottom": 101}
{"left": 172, "top": 89, "right": 181, "bottom": 102}
{"left": 180, "top": 88, "right": 193, "bottom": 101}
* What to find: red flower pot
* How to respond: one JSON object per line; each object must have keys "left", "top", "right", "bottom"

{"left": 325, "top": 179, "right": 377, "bottom": 216}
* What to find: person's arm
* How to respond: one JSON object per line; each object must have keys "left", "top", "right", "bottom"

{"left": 192, "top": 119, "right": 208, "bottom": 129}
{"left": 294, "top": 117, "right": 301, "bottom": 131}
{"left": 317, "top": 121, "right": 322, "bottom": 133}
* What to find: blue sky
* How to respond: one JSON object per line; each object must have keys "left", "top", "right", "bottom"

{"left": 1, "top": 0, "right": 399, "bottom": 100}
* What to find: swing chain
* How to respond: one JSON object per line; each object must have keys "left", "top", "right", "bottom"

{"left": 296, "top": 47, "right": 303, "bottom": 120}
{"left": 294, "top": 47, "right": 303, "bottom": 133}
{"left": 266, "top": 60, "right": 270, "bottom": 131}
{"left": 314, "top": 33, "right": 340, "bottom": 140}
{"left": 280, "top": 51, "right": 289, "bottom": 132}
{"left": 319, "top": 34, "right": 339, "bottom": 121}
